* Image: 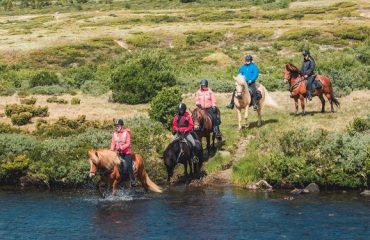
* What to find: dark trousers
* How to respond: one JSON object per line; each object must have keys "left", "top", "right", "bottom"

{"left": 248, "top": 82, "right": 258, "bottom": 106}
{"left": 118, "top": 153, "right": 135, "bottom": 182}
{"left": 306, "top": 75, "right": 315, "bottom": 95}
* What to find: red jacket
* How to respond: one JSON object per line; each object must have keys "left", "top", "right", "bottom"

{"left": 110, "top": 128, "right": 132, "bottom": 154}
{"left": 172, "top": 112, "right": 194, "bottom": 133}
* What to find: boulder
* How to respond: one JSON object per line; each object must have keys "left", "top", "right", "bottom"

{"left": 291, "top": 188, "right": 303, "bottom": 195}
{"left": 360, "top": 190, "right": 370, "bottom": 196}
{"left": 303, "top": 183, "right": 320, "bottom": 193}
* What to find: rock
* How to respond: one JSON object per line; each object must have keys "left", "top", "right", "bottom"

{"left": 303, "top": 183, "right": 320, "bottom": 193}
{"left": 246, "top": 180, "right": 272, "bottom": 190}
{"left": 19, "top": 176, "right": 50, "bottom": 189}
{"left": 291, "top": 188, "right": 303, "bottom": 195}
{"left": 360, "top": 190, "right": 370, "bottom": 196}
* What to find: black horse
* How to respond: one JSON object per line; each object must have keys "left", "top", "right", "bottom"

{"left": 163, "top": 133, "right": 203, "bottom": 184}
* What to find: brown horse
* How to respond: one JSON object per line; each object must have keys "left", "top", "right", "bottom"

{"left": 192, "top": 108, "right": 221, "bottom": 156}
{"left": 88, "top": 149, "right": 162, "bottom": 198}
{"left": 283, "top": 63, "right": 340, "bottom": 115}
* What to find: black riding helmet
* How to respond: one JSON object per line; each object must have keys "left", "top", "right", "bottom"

{"left": 302, "top": 49, "right": 310, "bottom": 56}
{"left": 200, "top": 79, "right": 208, "bottom": 87}
{"left": 245, "top": 55, "right": 253, "bottom": 61}
{"left": 114, "top": 118, "right": 124, "bottom": 126}
{"left": 178, "top": 103, "right": 187, "bottom": 115}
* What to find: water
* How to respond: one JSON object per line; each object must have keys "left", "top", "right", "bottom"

{"left": 0, "top": 187, "right": 369, "bottom": 240}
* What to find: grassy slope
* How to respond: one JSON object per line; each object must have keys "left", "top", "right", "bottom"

{"left": 0, "top": 0, "right": 369, "bottom": 186}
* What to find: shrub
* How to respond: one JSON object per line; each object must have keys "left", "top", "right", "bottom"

{"left": 72, "top": 65, "right": 96, "bottom": 88}
{"left": 71, "top": 97, "right": 81, "bottom": 105}
{"left": 5, "top": 104, "right": 48, "bottom": 117}
{"left": 126, "top": 33, "right": 160, "bottom": 48}
{"left": 347, "top": 117, "right": 370, "bottom": 135}
{"left": 0, "top": 155, "right": 30, "bottom": 184}
{"left": 149, "top": 87, "right": 182, "bottom": 129}
{"left": 0, "top": 81, "right": 16, "bottom": 96}
{"left": 111, "top": 49, "right": 176, "bottom": 104}
{"left": 81, "top": 80, "right": 109, "bottom": 96}
{"left": 17, "top": 89, "right": 30, "bottom": 98}
{"left": 30, "top": 85, "right": 69, "bottom": 95}
{"left": 20, "top": 97, "right": 37, "bottom": 105}
{"left": 29, "top": 70, "right": 59, "bottom": 88}
{"left": 46, "top": 96, "right": 68, "bottom": 104}
{"left": 11, "top": 112, "right": 33, "bottom": 125}
{"left": 0, "top": 123, "right": 21, "bottom": 133}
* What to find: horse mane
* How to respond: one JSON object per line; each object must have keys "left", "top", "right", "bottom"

{"left": 89, "top": 149, "right": 120, "bottom": 169}
{"left": 233, "top": 74, "right": 247, "bottom": 86}
{"left": 285, "top": 63, "right": 303, "bottom": 77}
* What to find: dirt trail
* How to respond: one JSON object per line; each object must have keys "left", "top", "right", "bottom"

{"left": 192, "top": 135, "right": 253, "bottom": 187}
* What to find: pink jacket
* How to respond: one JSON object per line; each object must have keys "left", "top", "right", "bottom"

{"left": 110, "top": 128, "right": 132, "bottom": 155}
{"left": 195, "top": 88, "right": 216, "bottom": 109}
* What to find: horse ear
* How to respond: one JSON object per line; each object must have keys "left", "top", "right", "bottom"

{"left": 94, "top": 150, "right": 100, "bottom": 160}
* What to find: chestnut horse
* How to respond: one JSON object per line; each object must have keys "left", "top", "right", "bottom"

{"left": 233, "top": 74, "right": 278, "bottom": 130}
{"left": 88, "top": 149, "right": 162, "bottom": 198}
{"left": 283, "top": 63, "right": 340, "bottom": 115}
{"left": 192, "top": 107, "right": 221, "bottom": 155}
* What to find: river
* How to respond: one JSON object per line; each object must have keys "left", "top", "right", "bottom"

{"left": 0, "top": 187, "right": 369, "bottom": 240}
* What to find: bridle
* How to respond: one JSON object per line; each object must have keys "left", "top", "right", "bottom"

{"left": 235, "top": 83, "right": 246, "bottom": 98}
{"left": 285, "top": 68, "right": 304, "bottom": 92}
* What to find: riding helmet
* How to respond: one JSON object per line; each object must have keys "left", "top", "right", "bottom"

{"left": 200, "top": 79, "right": 208, "bottom": 86}
{"left": 245, "top": 55, "right": 253, "bottom": 61}
{"left": 178, "top": 103, "right": 187, "bottom": 113}
{"left": 302, "top": 49, "right": 310, "bottom": 56}
{"left": 114, "top": 118, "right": 124, "bottom": 126}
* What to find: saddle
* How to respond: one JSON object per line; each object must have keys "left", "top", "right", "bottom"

{"left": 304, "top": 75, "right": 322, "bottom": 89}
{"left": 205, "top": 108, "right": 221, "bottom": 127}
{"left": 118, "top": 154, "right": 135, "bottom": 181}
{"left": 248, "top": 89, "right": 262, "bottom": 107}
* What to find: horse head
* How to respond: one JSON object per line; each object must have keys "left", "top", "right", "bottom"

{"left": 87, "top": 149, "right": 119, "bottom": 177}
{"left": 233, "top": 74, "right": 247, "bottom": 99}
{"left": 192, "top": 108, "right": 202, "bottom": 131}
{"left": 284, "top": 64, "right": 301, "bottom": 83}
{"left": 88, "top": 149, "right": 100, "bottom": 178}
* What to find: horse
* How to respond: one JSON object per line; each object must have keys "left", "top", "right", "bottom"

{"left": 192, "top": 107, "right": 221, "bottom": 155}
{"left": 88, "top": 149, "right": 162, "bottom": 198}
{"left": 233, "top": 74, "right": 278, "bottom": 130}
{"left": 283, "top": 63, "right": 340, "bottom": 115}
{"left": 163, "top": 134, "right": 203, "bottom": 184}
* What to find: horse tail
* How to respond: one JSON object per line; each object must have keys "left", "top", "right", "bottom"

{"left": 142, "top": 170, "right": 163, "bottom": 193}
{"left": 134, "top": 154, "right": 162, "bottom": 193}
{"left": 329, "top": 81, "right": 340, "bottom": 107}
{"left": 260, "top": 85, "right": 280, "bottom": 109}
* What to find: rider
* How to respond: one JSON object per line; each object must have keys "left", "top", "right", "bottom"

{"left": 172, "top": 103, "right": 199, "bottom": 160}
{"left": 301, "top": 49, "right": 316, "bottom": 101}
{"left": 195, "top": 79, "right": 221, "bottom": 137}
{"left": 227, "top": 54, "right": 259, "bottom": 111}
{"left": 110, "top": 118, "right": 135, "bottom": 185}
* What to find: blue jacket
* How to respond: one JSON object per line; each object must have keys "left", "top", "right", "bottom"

{"left": 238, "top": 63, "right": 259, "bottom": 83}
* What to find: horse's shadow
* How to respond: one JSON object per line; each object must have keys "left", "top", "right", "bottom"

{"left": 244, "top": 118, "right": 279, "bottom": 130}
{"left": 289, "top": 111, "right": 334, "bottom": 117}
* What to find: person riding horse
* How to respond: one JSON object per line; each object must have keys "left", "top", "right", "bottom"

{"left": 195, "top": 79, "right": 221, "bottom": 137}
{"left": 227, "top": 54, "right": 260, "bottom": 111}
{"left": 172, "top": 103, "right": 200, "bottom": 161}
{"left": 110, "top": 118, "right": 135, "bottom": 186}
{"left": 301, "top": 50, "right": 316, "bottom": 101}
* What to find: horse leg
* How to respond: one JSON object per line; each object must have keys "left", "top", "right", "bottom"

{"left": 299, "top": 95, "right": 305, "bottom": 115}
{"left": 184, "top": 162, "right": 189, "bottom": 184}
{"left": 212, "top": 132, "right": 216, "bottom": 149}
{"left": 112, "top": 179, "right": 119, "bottom": 196}
{"left": 244, "top": 106, "right": 249, "bottom": 128}
{"left": 237, "top": 108, "right": 242, "bottom": 130}
{"left": 294, "top": 97, "right": 299, "bottom": 115}
{"left": 257, "top": 107, "right": 262, "bottom": 127}
{"left": 206, "top": 133, "right": 211, "bottom": 157}
{"left": 189, "top": 159, "right": 193, "bottom": 177}
{"left": 96, "top": 179, "right": 105, "bottom": 198}
{"left": 325, "top": 93, "right": 334, "bottom": 112}
{"left": 318, "top": 90, "right": 325, "bottom": 113}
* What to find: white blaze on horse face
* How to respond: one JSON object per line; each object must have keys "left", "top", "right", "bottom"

{"left": 235, "top": 82, "right": 244, "bottom": 98}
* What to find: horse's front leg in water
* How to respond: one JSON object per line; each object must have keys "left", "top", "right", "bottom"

{"left": 112, "top": 179, "right": 119, "bottom": 196}
{"left": 97, "top": 179, "right": 106, "bottom": 198}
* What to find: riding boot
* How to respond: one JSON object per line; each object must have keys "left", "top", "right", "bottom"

{"left": 216, "top": 126, "right": 222, "bottom": 138}
{"left": 252, "top": 94, "right": 259, "bottom": 111}
{"left": 226, "top": 90, "right": 235, "bottom": 109}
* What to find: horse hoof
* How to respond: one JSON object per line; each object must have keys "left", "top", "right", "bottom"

{"left": 257, "top": 122, "right": 262, "bottom": 127}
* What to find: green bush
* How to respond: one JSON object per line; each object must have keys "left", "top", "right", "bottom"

{"left": 71, "top": 97, "right": 81, "bottom": 105}
{"left": 20, "top": 97, "right": 37, "bottom": 105}
{"left": 46, "top": 96, "right": 68, "bottom": 104}
{"left": 347, "top": 117, "right": 370, "bottom": 135}
{"left": 71, "top": 65, "right": 96, "bottom": 88}
{"left": 81, "top": 80, "right": 109, "bottom": 96}
{"left": 126, "top": 33, "right": 160, "bottom": 48}
{"left": 5, "top": 104, "right": 48, "bottom": 117}
{"left": 0, "top": 123, "right": 21, "bottom": 133}
{"left": 111, "top": 49, "right": 176, "bottom": 104}
{"left": 11, "top": 112, "right": 33, "bottom": 125}
{"left": 29, "top": 70, "right": 59, "bottom": 88}
{"left": 29, "top": 85, "right": 70, "bottom": 95}
{"left": 0, "top": 81, "right": 16, "bottom": 96}
{"left": 149, "top": 86, "right": 182, "bottom": 129}
{"left": 0, "top": 155, "right": 30, "bottom": 184}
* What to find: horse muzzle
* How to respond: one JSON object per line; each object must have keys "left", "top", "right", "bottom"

{"left": 89, "top": 172, "right": 96, "bottom": 178}
{"left": 283, "top": 79, "right": 289, "bottom": 84}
